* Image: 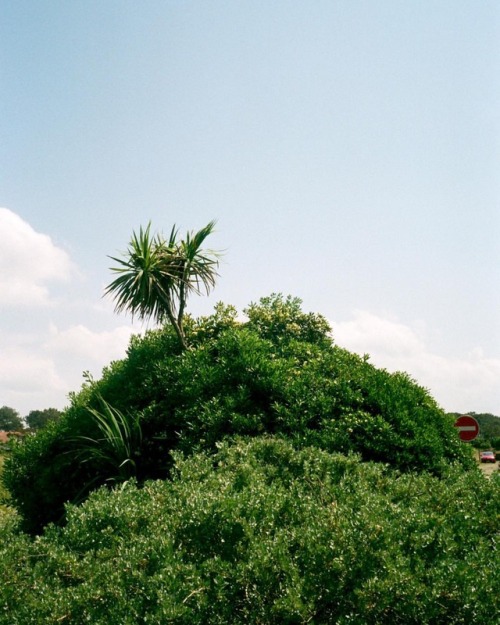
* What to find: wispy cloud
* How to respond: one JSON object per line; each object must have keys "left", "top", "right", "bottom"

{"left": 46, "top": 324, "right": 135, "bottom": 363}
{"left": 0, "top": 344, "right": 67, "bottom": 415}
{"left": 0, "top": 208, "right": 497, "bottom": 418}
{"left": 0, "top": 208, "right": 137, "bottom": 414}
{"left": 0, "top": 208, "right": 75, "bottom": 307}
{"left": 0, "top": 324, "right": 136, "bottom": 415}
{"left": 334, "top": 311, "right": 500, "bottom": 414}
{"left": 0, "top": 347, "right": 65, "bottom": 393}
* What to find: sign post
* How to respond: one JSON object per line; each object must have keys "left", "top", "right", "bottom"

{"left": 454, "top": 415, "right": 479, "bottom": 442}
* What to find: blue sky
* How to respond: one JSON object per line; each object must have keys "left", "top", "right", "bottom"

{"left": 1, "top": 1, "right": 499, "bottom": 416}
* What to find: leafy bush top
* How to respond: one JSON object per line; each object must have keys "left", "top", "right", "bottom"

{"left": 4, "top": 295, "right": 473, "bottom": 533}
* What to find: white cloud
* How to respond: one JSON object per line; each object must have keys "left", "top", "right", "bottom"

{"left": 334, "top": 311, "right": 424, "bottom": 359}
{"left": 0, "top": 210, "right": 141, "bottom": 414}
{"left": 0, "top": 322, "right": 137, "bottom": 415}
{"left": 0, "top": 208, "right": 74, "bottom": 307}
{"left": 334, "top": 311, "right": 500, "bottom": 414}
{"left": 0, "top": 345, "right": 68, "bottom": 416}
{"left": 0, "top": 347, "right": 65, "bottom": 393}
{"left": 46, "top": 324, "right": 136, "bottom": 363}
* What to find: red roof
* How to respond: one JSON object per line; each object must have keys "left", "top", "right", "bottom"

{"left": 0, "top": 431, "right": 23, "bottom": 443}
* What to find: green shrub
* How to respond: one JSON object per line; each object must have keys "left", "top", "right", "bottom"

{"left": 0, "top": 454, "right": 17, "bottom": 530}
{"left": 0, "top": 438, "right": 497, "bottom": 624}
{"left": 0, "top": 455, "right": 7, "bottom": 500}
{"left": 3, "top": 295, "right": 474, "bottom": 533}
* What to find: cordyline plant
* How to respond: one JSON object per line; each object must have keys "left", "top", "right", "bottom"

{"left": 106, "top": 220, "right": 221, "bottom": 349}
{"left": 69, "top": 395, "right": 142, "bottom": 496}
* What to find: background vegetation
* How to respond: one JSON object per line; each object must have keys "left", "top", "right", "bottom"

{"left": 446, "top": 412, "right": 500, "bottom": 451}
{"left": 0, "top": 406, "right": 24, "bottom": 431}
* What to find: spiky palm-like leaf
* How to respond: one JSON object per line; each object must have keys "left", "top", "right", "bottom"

{"left": 105, "top": 220, "right": 220, "bottom": 348}
{"left": 71, "top": 396, "right": 142, "bottom": 487}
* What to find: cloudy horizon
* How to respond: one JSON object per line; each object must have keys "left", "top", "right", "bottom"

{"left": 1, "top": 207, "right": 497, "bottom": 418}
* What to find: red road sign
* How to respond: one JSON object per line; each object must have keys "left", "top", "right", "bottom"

{"left": 454, "top": 415, "right": 479, "bottom": 441}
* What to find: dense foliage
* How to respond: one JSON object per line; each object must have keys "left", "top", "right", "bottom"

{"left": 0, "top": 438, "right": 497, "bottom": 625}
{"left": 0, "top": 454, "right": 16, "bottom": 527}
{"left": 4, "top": 295, "right": 473, "bottom": 533}
{"left": 470, "top": 412, "right": 500, "bottom": 440}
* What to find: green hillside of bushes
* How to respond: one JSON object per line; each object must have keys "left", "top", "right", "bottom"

{"left": 1, "top": 295, "right": 497, "bottom": 623}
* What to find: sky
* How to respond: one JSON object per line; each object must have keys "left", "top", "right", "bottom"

{"left": 1, "top": 1, "right": 499, "bottom": 417}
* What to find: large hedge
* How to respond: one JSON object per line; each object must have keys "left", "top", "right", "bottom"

{"left": 0, "top": 438, "right": 497, "bottom": 624}
{"left": 4, "top": 295, "right": 473, "bottom": 533}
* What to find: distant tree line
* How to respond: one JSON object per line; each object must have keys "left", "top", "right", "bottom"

{"left": 0, "top": 406, "right": 62, "bottom": 432}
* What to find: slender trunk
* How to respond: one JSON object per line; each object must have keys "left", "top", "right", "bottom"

{"left": 164, "top": 302, "right": 188, "bottom": 350}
